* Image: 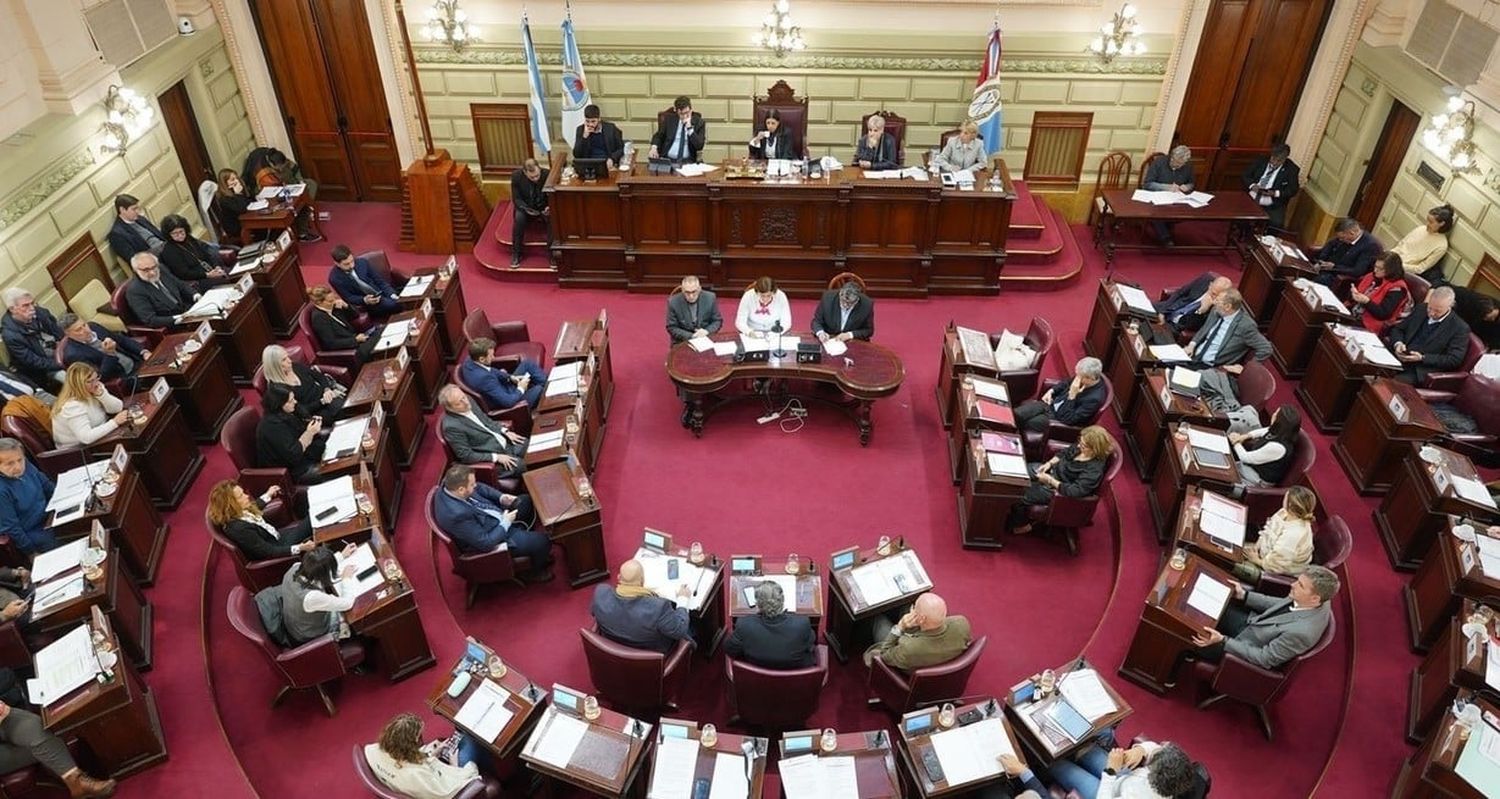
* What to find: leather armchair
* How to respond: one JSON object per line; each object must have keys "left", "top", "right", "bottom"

{"left": 221, "top": 407, "right": 293, "bottom": 499}
{"left": 108, "top": 283, "right": 166, "bottom": 348}
{"left": 206, "top": 501, "right": 298, "bottom": 592}
{"left": 725, "top": 646, "right": 829, "bottom": 729}
{"left": 434, "top": 422, "right": 523, "bottom": 495}
{"left": 451, "top": 361, "right": 533, "bottom": 436}
{"left": 1406, "top": 274, "right": 1431, "bottom": 308}
{"left": 297, "top": 304, "right": 363, "bottom": 371}
{"left": 53, "top": 339, "right": 126, "bottom": 397}
{"left": 352, "top": 744, "right": 499, "bottom": 799}
{"left": 1239, "top": 430, "right": 1318, "bottom": 529}
{"left": 357, "top": 249, "right": 411, "bottom": 291}
{"left": 1025, "top": 448, "right": 1122, "bottom": 556}
{"left": 0, "top": 620, "right": 32, "bottom": 670}
{"left": 251, "top": 345, "right": 351, "bottom": 394}
{"left": 1021, "top": 375, "right": 1112, "bottom": 460}
{"left": 1422, "top": 334, "right": 1487, "bottom": 394}
{"left": 1235, "top": 359, "right": 1276, "bottom": 411}
{"left": 0, "top": 414, "right": 79, "bottom": 477}
{"left": 0, "top": 765, "right": 42, "bottom": 799}
{"left": 1417, "top": 372, "right": 1499, "bottom": 469}
{"left": 226, "top": 586, "right": 366, "bottom": 716}
{"left": 988, "top": 317, "right": 1055, "bottom": 404}
{"left": 1256, "top": 514, "right": 1353, "bottom": 597}
{"left": 866, "top": 635, "right": 988, "bottom": 714}
{"left": 425, "top": 487, "right": 531, "bottom": 608}
{"left": 460, "top": 309, "right": 545, "bottom": 369}
{"left": 579, "top": 627, "right": 692, "bottom": 715}
{"left": 1192, "top": 616, "right": 1336, "bottom": 740}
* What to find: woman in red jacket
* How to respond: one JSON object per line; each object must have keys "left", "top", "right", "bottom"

{"left": 1348, "top": 252, "right": 1410, "bottom": 333}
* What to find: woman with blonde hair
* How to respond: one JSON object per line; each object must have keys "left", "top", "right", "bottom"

{"left": 261, "top": 344, "right": 346, "bottom": 424}
{"left": 1235, "top": 485, "right": 1318, "bottom": 583}
{"left": 1012, "top": 425, "right": 1116, "bottom": 535}
{"left": 207, "top": 480, "right": 314, "bottom": 562}
{"left": 363, "top": 712, "right": 485, "bottom": 799}
{"left": 50, "top": 363, "right": 129, "bottom": 447}
{"left": 306, "top": 285, "right": 382, "bottom": 364}
{"left": 932, "top": 119, "right": 988, "bottom": 172}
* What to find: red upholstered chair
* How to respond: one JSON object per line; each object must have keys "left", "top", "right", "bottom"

{"left": 221, "top": 406, "right": 293, "bottom": 498}
{"left": 752, "top": 80, "right": 811, "bottom": 160}
{"left": 1191, "top": 616, "right": 1336, "bottom": 740}
{"left": 1235, "top": 359, "right": 1276, "bottom": 411}
{"left": 206, "top": 502, "right": 298, "bottom": 593}
{"left": 827, "top": 272, "right": 867, "bottom": 292}
{"left": 356, "top": 249, "right": 411, "bottom": 291}
{"left": 0, "top": 766, "right": 42, "bottom": 799}
{"left": 297, "top": 304, "right": 363, "bottom": 371}
{"left": 1418, "top": 372, "right": 1500, "bottom": 469}
{"left": 226, "top": 585, "right": 366, "bottom": 716}
{"left": 858, "top": 110, "right": 907, "bottom": 166}
{"left": 352, "top": 744, "right": 499, "bottom": 799}
{"left": 579, "top": 628, "right": 692, "bottom": 715}
{"left": 1020, "top": 375, "right": 1112, "bottom": 460}
{"left": 450, "top": 362, "right": 534, "bottom": 436}
{"left": 867, "top": 635, "right": 987, "bottom": 714}
{"left": 1256, "top": 515, "right": 1354, "bottom": 597}
{"left": 0, "top": 414, "right": 78, "bottom": 478}
{"left": 988, "top": 317, "right": 1055, "bottom": 404}
{"left": 108, "top": 282, "right": 166, "bottom": 347}
{"left": 1405, "top": 274, "right": 1431, "bottom": 309}
{"left": 1024, "top": 448, "right": 1122, "bottom": 556}
{"left": 725, "top": 646, "right": 830, "bottom": 729}
{"left": 1422, "top": 334, "right": 1486, "bottom": 393}
{"left": 460, "top": 309, "right": 545, "bottom": 369}
{"left": 0, "top": 620, "right": 32, "bottom": 670}
{"left": 1240, "top": 430, "right": 1318, "bottom": 529}
{"left": 252, "top": 345, "right": 351, "bottom": 394}
{"left": 434, "top": 421, "right": 523, "bottom": 495}
{"left": 425, "top": 487, "right": 531, "bottom": 608}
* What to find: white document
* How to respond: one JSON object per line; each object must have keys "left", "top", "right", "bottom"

{"left": 551, "top": 361, "right": 582, "bottom": 381}
{"left": 862, "top": 170, "right": 903, "bottom": 179}
{"left": 1487, "top": 642, "right": 1500, "bottom": 692}
{"left": 374, "top": 321, "right": 413, "bottom": 352}
{"left": 929, "top": 719, "right": 1012, "bottom": 786}
{"left": 455, "top": 679, "right": 515, "bottom": 743}
{"left": 335, "top": 543, "right": 383, "bottom": 597}
{"left": 973, "top": 381, "right": 1008, "bottom": 401}
{"left": 852, "top": 563, "right": 901, "bottom": 605}
{"left": 1199, "top": 510, "right": 1246, "bottom": 547}
{"left": 30, "top": 538, "right": 90, "bottom": 584}
{"left": 1186, "top": 429, "right": 1230, "bottom": 454}
{"left": 527, "top": 430, "right": 565, "bottom": 453}
{"left": 738, "top": 335, "right": 771, "bottom": 353}
{"left": 648, "top": 737, "right": 698, "bottom": 799}
{"left": 182, "top": 287, "right": 241, "bottom": 319}
{"left": 776, "top": 335, "right": 801, "bottom": 350}
{"left": 675, "top": 163, "right": 720, "bottom": 177}
{"left": 987, "top": 452, "right": 1028, "bottom": 477}
{"left": 1058, "top": 669, "right": 1118, "bottom": 721}
{"left": 950, "top": 169, "right": 977, "bottom": 185}
{"left": 322, "top": 417, "right": 369, "bottom": 461}
{"left": 819, "top": 756, "right": 858, "bottom": 798}
{"left": 28, "top": 625, "right": 99, "bottom": 706}
{"left": 1361, "top": 344, "right": 1401, "bottom": 367}
{"left": 687, "top": 337, "right": 715, "bottom": 352}
{"left": 1169, "top": 367, "right": 1201, "bottom": 392}
{"left": 1476, "top": 536, "right": 1500, "bottom": 576}
{"left": 1148, "top": 344, "right": 1192, "bottom": 362}
{"left": 398, "top": 275, "right": 435, "bottom": 298}
{"left": 229, "top": 258, "right": 261, "bottom": 276}
{"left": 1475, "top": 353, "right": 1500, "bottom": 380}
{"left": 530, "top": 710, "right": 589, "bottom": 768}
{"left": 31, "top": 574, "right": 86, "bottom": 614}
{"left": 1113, "top": 284, "right": 1156, "bottom": 314}
{"left": 780, "top": 755, "right": 858, "bottom": 799}
{"left": 47, "top": 462, "right": 112, "bottom": 511}
{"left": 545, "top": 376, "right": 579, "bottom": 397}
{"left": 307, "top": 475, "right": 357, "bottom": 528}
{"left": 712, "top": 341, "right": 738, "bottom": 357}
{"left": 823, "top": 338, "right": 848, "bottom": 356}
{"left": 257, "top": 183, "right": 305, "bottom": 199}
{"left": 1452, "top": 475, "right": 1499, "bottom": 509}
{"left": 708, "top": 752, "right": 749, "bottom": 799}
{"left": 1186, "top": 574, "right": 1232, "bottom": 618}
{"left": 636, "top": 548, "right": 711, "bottom": 611}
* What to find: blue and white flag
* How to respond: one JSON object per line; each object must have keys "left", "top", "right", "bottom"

{"left": 969, "top": 23, "right": 1004, "bottom": 158}
{"left": 559, "top": 13, "right": 591, "bottom": 138}
{"left": 522, "top": 13, "right": 551, "bottom": 153}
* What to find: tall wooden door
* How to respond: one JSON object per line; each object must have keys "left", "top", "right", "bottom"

{"left": 158, "top": 81, "right": 214, "bottom": 191}
{"left": 1175, "top": 0, "right": 1334, "bottom": 189}
{"left": 248, "top": 0, "right": 401, "bottom": 201}
{"left": 1347, "top": 100, "right": 1420, "bottom": 230}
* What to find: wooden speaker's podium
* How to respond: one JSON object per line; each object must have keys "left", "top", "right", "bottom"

{"left": 399, "top": 149, "right": 489, "bottom": 254}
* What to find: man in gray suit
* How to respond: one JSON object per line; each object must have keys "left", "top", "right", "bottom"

{"left": 1183, "top": 289, "right": 1271, "bottom": 372}
{"left": 438, "top": 385, "right": 526, "bottom": 482}
{"left": 665, "top": 275, "right": 723, "bottom": 343}
{"left": 1191, "top": 565, "right": 1338, "bottom": 669}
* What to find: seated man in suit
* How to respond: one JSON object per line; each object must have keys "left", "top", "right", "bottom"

{"left": 1242, "top": 143, "right": 1300, "bottom": 229}
{"left": 812, "top": 282, "right": 875, "bottom": 343}
{"left": 863, "top": 592, "right": 971, "bottom": 671}
{"left": 328, "top": 244, "right": 400, "bottom": 318}
{"left": 124, "top": 252, "right": 199, "bottom": 329}
{"left": 1385, "top": 286, "right": 1472, "bottom": 385}
{"left": 572, "top": 104, "right": 625, "bottom": 168}
{"left": 1184, "top": 289, "right": 1271, "bottom": 372}
{"left": 1312, "top": 217, "right": 1381, "bottom": 287}
{"left": 0, "top": 438, "right": 57, "bottom": 555}
{"left": 1142, "top": 145, "right": 1195, "bottom": 246}
{"left": 459, "top": 338, "right": 548, "bottom": 411}
{"left": 665, "top": 275, "right": 723, "bottom": 344}
{"left": 854, "top": 114, "right": 899, "bottom": 170}
{"left": 432, "top": 465, "right": 551, "bottom": 581}
{"left": 648, "top": 95, "right": 706, "bottom": 163}
{"left": 59, "top": 313, "right": 148, "bottom": 392}
{"left": 1452, "top": 284, "right": 1500, "bottom": 351}
{"left": 723, "top": 581, "right": 815, "bottom": 669}
{"left": 439, "top": 385, "right": 527, "bottom": 483}
{"left": 0, "top": 289, "right": 65, "bottom": 389}
{"left": 1152, "top": 273, "right": 1231, "bottom": 340}
{"left": 106, "top": 193, "right": 166, "bottom": 264}
{"left": 509, "top": 159, "right": 552, "bottom": 268}
{"left": 590, "top": 559, "right": 694, "bottom": 653}
{"left": 1011, "top": 356, "right": 1106, "bottom": 434}
{"left": 1191, "top": 565, "right": 1338, "bottom": 670}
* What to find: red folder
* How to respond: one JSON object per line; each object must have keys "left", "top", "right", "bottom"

{"left": 980, "top": 431, "right": 1021, "bottom": 454}
{"left": 975, "top": 399, "right": 1015, "bottom": 427}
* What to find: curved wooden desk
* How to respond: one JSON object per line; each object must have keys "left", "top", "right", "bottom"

{"left": 666, "top": 333, "right": 905, "bottom": 445}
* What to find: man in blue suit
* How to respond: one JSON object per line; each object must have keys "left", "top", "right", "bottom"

{"left": 59, "top": 313, "right": 149, "bottom": 391}
{"left": 432, "top": 465, "right": 552, "bottom": 581}
{"left": 106, "top": 194, "right": 166, "bottom": 264}
{"left": 589, "top": 559, "right": 694, "bottom": 653}
{"left": 328, "top": 244, "right": 401, "bottom": 318}
{"left": 458, "top": 338, "right": 548, "bottom": 410}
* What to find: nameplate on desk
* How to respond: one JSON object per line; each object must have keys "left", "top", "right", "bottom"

{"left": 1388, "top": 394, "right": 1409, "bottom": 423}
{"left": 1434, "top": 467, "right": 1451, "bottom": 495}
{"left": 196, "top": 321, "right": 212, "bottom": 343}
{"left": 442, "top": 254, "right": 457, "bottom": 277}
{"left": 277, "top": 229, "right": 292, "bottom": 250}
{"left": 421, "top": 298, "right": 433, "bottom": 319}
{"left": 371, "top": 400, "right": 385, "bottom": 429}
{"left": 150, "top": 378, "right": 170, "bottom": 404}
{"left": 1461, "top": 543, "right": 1476, "bottom": 574}
{"left": 1160, "top": 385, "right": 1172, "bottom": 409}
{"left": 111, "top": 444, "right": 127, "bottom": 472}
{"left": 1180, "top": 443, "right": 1193, "bottom": 471}
{"left": 597, "top": 308, "right": 608, "bottom": 331}
{"left": 236, "top": 275, "right": 254, "bottom": 294}
{"left": 397, "top": 346, "right": 410, "bottom": 372}
{"left": 1467, "top": 630, "right": 1482, "bottom": 664}
{"left": 1132, "top": 333, "right": 1145, "bottom": 357}
{"left": 1110, "top": 288, "right": 1123, "bottom": 311}
{"left": 1343, "top": 337, "right": 1360, "bottom": 361}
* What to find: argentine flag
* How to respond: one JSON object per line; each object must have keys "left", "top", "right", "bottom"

{"left": 560, "top": 16, "right": 591, "bottom": 139}
{"left": 971, "top": 24, "right": 1004, "bottom": 158}
{"left": 522, "top": 14, "right": 551, "bottom": 153}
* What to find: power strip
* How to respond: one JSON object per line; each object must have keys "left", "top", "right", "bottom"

{"left": 757, "top": 411, "right": 782, "bottom": 424}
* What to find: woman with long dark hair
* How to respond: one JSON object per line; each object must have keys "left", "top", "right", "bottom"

{"left": 1229, "top": 404, "right": 1301, "bottom": 487}
{"left": 278, "top": 545, "right": 355, "bottom": 645}
{"left": 157, "top": 214, "right": 232, "bottom": 290}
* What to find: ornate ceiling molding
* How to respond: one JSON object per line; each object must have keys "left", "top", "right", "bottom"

{"left": 0, "top": 148, "right": 96, "bottom": 233}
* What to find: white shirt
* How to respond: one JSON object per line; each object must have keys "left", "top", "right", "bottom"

{"left": 362, "top": 743, "right": 480, "bottom": 799}
{"left": 1097, "top": 740, "right": 1170, "bottom": 799}
{"left": 1233, "top": 427, "right": 1288, "bottom": 465}
{"left": 735, "top": 289, "right": 792, "bottom": 334}
{"left": 52, "top": 391, "right": 124, "bottom": 447}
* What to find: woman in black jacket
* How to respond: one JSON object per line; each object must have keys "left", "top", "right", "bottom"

{"left": 1011, "top": 425, "right": 1115, "bottom": 535}
{"left": 212, "top": 168, "right": 257, "bottom": 243}
{"left": 307, "top": 286, "right": 382, "bottom": 364}
{"left": 256, "top": 383, "right": 327, "bottom": 484}
{"left": 158, "top": 215, "right": 233, "bottom": 291}
{"left": 261, "top": 344, "right": 347, "bottom": 425}
{"left": 207, "top": 480, "right": 314, "bottom": 561}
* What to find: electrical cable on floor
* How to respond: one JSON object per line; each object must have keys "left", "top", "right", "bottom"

{"left": 778, "top": 397, "right": 806, "bottom": 433}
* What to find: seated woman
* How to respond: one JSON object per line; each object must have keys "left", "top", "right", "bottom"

{"left": 256, "top": 384, "right": 327, "bottom": 484}
{"left": 1229, "top": 404, "right": 1301, "bottom": 488}
{"left": 211, "top": 168, "right": 257, "bottom": 243}
{"left": 1048, "top": 730, "right": 1204, "bottom": 799}
{"left": 262, "top": 344, "right": 346, "bottom": 425}
{"left": 1235, "top": 485, "right": 1317, "bottom": 583}
{"left": 50, "top": 363, "right": 130, "bottom": 447}
{"left": 1347, "top": 252, "right": 1410, "bottom": 333}
{"left": 246, "top": 147, "right": 321, "bottom": 242}
{"left": 306, "top": 286, "right": 381, "bottom": 364}
{"left": 364, "top": 713, "right": 486, "bottom": 799}
{"left": 278, "top": 545, "right": 356, "bottom": 645}
{"left": 854, "top": 115, "right": 899, "bottom": 170}
{"left": 207, "top": 480, "right": 315, "bottom": 562}
{"left": 1011, "top": 425, "right": 1115, "bottom": 535}
{"left": 734, "top": 276, "right": 792, "bottom": 337}
{"left": 1387, "top": 203, "right": 1454, "bottom": 280}
{"left": 748, "top": 109, "right": 796, "bottom": 160}
{"left": 932, "top": 120, "right": 987, "bottom": 172}
{"left": 157, "top": 214, "right": 233, "bottom": 291}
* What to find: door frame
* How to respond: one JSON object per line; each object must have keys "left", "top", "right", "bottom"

{"left": 157, "top": 80, "right": 216, "bottom": 194}
{"left": 1346, "top": 97, "right": 1420, "bottom": 231}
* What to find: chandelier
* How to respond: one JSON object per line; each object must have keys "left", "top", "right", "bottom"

{"left": 99, "top": 85, "right": 155, "bottom": 156}
{"left": 1422, "top": 90, "right": 1480, "bottom": 174}
{"left": 751, "top": 0, "right": 806, "bottom": 57}
{"left": 422, "top": 0, "right": 477, "bottom": 52}
{"left": 1089, "top": 3, "right": 1145, "bottom": 64}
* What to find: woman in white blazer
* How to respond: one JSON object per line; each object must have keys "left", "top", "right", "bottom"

{"left": 50, "top": 363, "right": 129, "bottom": 447}
{"left": 1236, "top": 485, "right": 1317, "bottom": 583}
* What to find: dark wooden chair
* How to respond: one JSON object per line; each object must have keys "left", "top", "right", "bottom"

{"left": 752, "top": 79, "right": 810, "bottom": 159}
{"left": 1138, "top": 151, "right": 1165, "bottom": 187}
{"left": 1090, "top": 151, "right": 1133, "bottom": 245}
{"left": 859, "top": 110, "right": 908, "bottom": 166}
{"left": 828, "top": 272, "right": 867, "bottom": 292}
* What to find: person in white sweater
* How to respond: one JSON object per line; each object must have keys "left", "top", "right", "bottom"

{"left": 1048, "top": 733, "right": 1202, "bottom": 798}
{"left": 735, "top": 276, "right": 792, "bottom": 336}
{"left": 364, "top": 713, "right": 485, "bottom": 799}
{"left": 1387, "top": 203, "right": 1454, "bottom": 276}
{"left": 1236, "top": 485, "right": 1317, "bottom": 583}
{"left": 49, "top": 363, "right": 128, "bottom": 447}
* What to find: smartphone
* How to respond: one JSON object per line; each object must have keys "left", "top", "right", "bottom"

{"left": 314, "top": 505, "right": 340, "bottom": 522}
{"left": 357, "top": 564, "right": 379, "bottom": 581}
{"left": 667, "top": 559, "right": 680, "bottom": 580}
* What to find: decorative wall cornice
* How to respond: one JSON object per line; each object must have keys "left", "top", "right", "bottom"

{"left": 412, "top": 46, "right": 1166, "bottom": 74}
{"left": 0, "top": 149, "right": 96, "bottom": 233}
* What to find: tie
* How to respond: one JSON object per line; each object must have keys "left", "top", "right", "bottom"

{"left": 154, "top": 281, "right": 171, "bottom": 298}
{"left": 1197, "top": 317, "right": 1230, "bottom": 364}
{"left": 672, "top": 122, "right": 687, "bottom": 159}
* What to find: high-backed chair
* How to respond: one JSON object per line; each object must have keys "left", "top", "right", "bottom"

{"left": 206, "top": 502, "right": 298, "bottom": 593}
{"left": 1192, "top": 616, "right": 1336, "bottom": 740}
{"left": 434, "top": 423, "right": 524, "bottom": 495}
{"left": 1405, "top": 274, "right": 1431, "bottom": 309}
{"left": 108, "top": 282, "right": 166, "bottom": 347}
{"left": 1020, "top": 375, "right": 1113, "bottom": 460}
{"left": 1138, "top": 152, "right": 1165, "bottom": 187}
{"left": 922, "top": 129, "right": 988, "bottom": 169}
{"left": 1089, "top": 151, "right": 1133, "bottom": 244}
{"left": 725, "top": 646, "right": 829, "bottom": 729}
{"left": 867, "top": 635, "right": 988, "bottom": 714}
{"left": 988, "top": 317, "right": 1056, "bottom": 403}
{"left": 251, "top": 345, "right": 351, "bottom": 394}
{"left": 221, "top": 406, "right": 292, "bottom": 498}
{"left": 1235, "top": 360, "right": 1277, "bottom": 411}
{"left": 1422, "top": 334, "right": 1486, "bottom": 393}
{"left": 460, "top": 309, "right": 545, "bottom": 369}
{"left": 1239, "top": 430, "right": 1317, "bottom": 527}
{"left": 425, "top": 487, "right": 531, "bottom": 608}
{"left": 1418, "top": 372, "right": 1500, "bottom": 469}
{"left": 0, "top": 619, "right": 32, "bottom": 671}
{"left": 450, "top": 362, "right": 534, "bottom": 436}
{"left": 0, "top": 415, "right": 78, "bottom": 478}
{"left": 226, "top": 586, "right": 366, "bottom": 716}
{"left": 1024, "top": 448, "right": 1122, "bottom": 556}
{"left": 357, "top": 249, "right": 411, "bottom": 291}
{"left": 352, "top": 745, "right": 498, "bottom": 799}
{"left": 579, "top": 628, "right": 692, "bottom": 715}
{"left": 1256, "top": 515, "right": 1353, "bottom": 597}
{"left": 858, "top": 110, "right": 908, "bottom": 166}
{"left": 828, "top": 272, "right": 867, "bottom": 292}
{"left": 751, "top": 80, "right": 810, "bottom": 160}
{"left": 297, "top": 304, "right": 362, "bottom": 371}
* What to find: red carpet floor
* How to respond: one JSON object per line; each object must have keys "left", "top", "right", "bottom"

{"left": 113, "top": 201, "right": 1421, "bottom": 798}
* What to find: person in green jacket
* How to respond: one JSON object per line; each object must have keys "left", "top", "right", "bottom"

{"left": 863, "top": 592, "right": 972, "bottom": 671}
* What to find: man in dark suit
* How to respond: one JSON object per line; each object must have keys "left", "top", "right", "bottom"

{"left": 572, "top": 104, "right": 625, "bottom": 167}
{"left": 649, "top": 96, "right": 706, "bottom": 163}
{"left": 0, "top": 289, "right": 65, "bottom": 388}
{"left": 1452, "top": 284, "right": 1500, "bottom": 350}
{"left": 589, "top": 559, "right": 693, "bottom": 653}
{"left": 509, "top": 158, "right": 552, "bottom": 268}
{"left": 723, "top": 581, "right": 816, "bottom": 669}
{"left": 812, "top": 283, "right": 875, "bottom": 342}
{"left": 438, "top": 385, "right": 526, "bottom": 482}
{"left": 106, "top": 194, "right": 165, "bottom": 264}
{"left": 1312, "top": 217, "right": 1381, "bottom": 286}
{"left": 1385, "top": 287, "right": 1472, "bottom": 385}
{"left": 123, "top": 252, "right": 199, "bottom": 329}
{"left": 1185, "top": 290, "right": 1272, "bottom": 371}
{"left": 1152, "top": 272, "right": 1231, "bottom": 339}
{"left": 665, "top": 275, "right": 723, "bottom": 343}
{"left": 328, "top": 244, "right": 400, "bottom": 317}
{"left": 458, "top": 338, "right": 548, "bottom": 410}
{"left": 1191, "top": 565, "right": 1338, "bottom": 669}
{"left": 431, "top": 465, "right": 551, "bottom": 579}
{"left": 59, "top": 313, "right": 148, "bottom": 391}
{"left": 1242, "top": 143, "right": 1301, "bottom": 228}
{"left": 1012, "top": 356, "right": 1107, "bottom": 434}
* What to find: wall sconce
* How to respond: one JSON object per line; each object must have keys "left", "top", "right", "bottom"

{"left": 422, "top": 0, "right": 477, "bottom": 52}
{"left": 1423, "top": 89, "right": 1480, "bottom": 174}
{"left": 1089, "top": 3, "right": 1145, "bottom": 64}
{"left": 99, "top": 85, "right": 155, "bottom": 156}
{"left": 751, "top": 0, "right": 806, "bottom": 57}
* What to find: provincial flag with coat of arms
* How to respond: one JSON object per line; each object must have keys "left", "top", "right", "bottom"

{"left": 560, "top": 11, "right": 591, "bottom": 139}
{"left": 971, "top": 22, "right": 1004, "bottom": 158}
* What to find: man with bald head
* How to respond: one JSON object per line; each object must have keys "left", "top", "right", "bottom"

{"left": 590, "top": 560, "right": 694, "bottom": 653}
{"left": 863, "top": 592, "right": 972, "bottom": 671}
{"left": 1152, "top": 272, "right": 1233, "bottom": 340}
{"left": 665, "top": 275, "right": 722, "bottom": 344}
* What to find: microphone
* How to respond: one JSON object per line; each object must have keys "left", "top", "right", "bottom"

{"left": 79, "top": 447, "right": 100, "bottom": 515}
{"left": 771, "top": 319, "right": 786, "bottom": 359}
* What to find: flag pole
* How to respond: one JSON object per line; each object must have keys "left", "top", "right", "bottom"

{"left": 392, "top": 0, "right": 438, "bottom": 161}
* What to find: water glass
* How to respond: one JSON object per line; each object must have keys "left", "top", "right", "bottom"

{"left": 786, "top": 554, "right": 801, "bottom": 575}
{"left": 355, "top": 492, "right": 373, "bottom": 517}
{"left": 938, "top": 703, "right": 957, "bottom": 728}
{"left": 877, "top": 535, "right": 892, "bottom": 556}
{"left": 1170, "top": 547, "right": 1188, "bottom": 570}
{"left": 583, "top": 694, "right": 600, "bottom": 719}
{"left": 689, "top": 541, "right": 704, "bottom": 564}
{"left": 820, "top": 728, "right": 838, "bottom": 752}
{"left": 699, "top": 723, "right": 718, "bottom": 747}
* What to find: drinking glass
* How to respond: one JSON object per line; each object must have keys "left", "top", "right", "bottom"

{"left": 689, "top": 541, "right": 704, "bottom": 564}
{"left": 583, "top": 694, "right": 600, "bottom": 719}
{"left": 699, "top": 723, "right": 718, "bottom": 747}
{"left": 1170, "top": 547, "right": 1188, "bottom": 570}
{"left": 820, "top": 728, "right": 838, "bottom": 752}
{"left": 786, "top": 554, "right": 800, "bottom": 575}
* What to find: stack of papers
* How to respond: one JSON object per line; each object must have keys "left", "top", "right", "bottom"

{"left": 950, "top": 169, "right": 977, "bottom": 186}
{"left": 986, "top": 452, "right": 1028, "bottom": 477}
{"left": 1453, "top": 711, "right": 1500, "bottom": 793}
{"left": 779, "top": 755, "right": 857, "bottom": 799}
{"left": 708, "top": 752, "right": 750, "bottom": 799}
{"left": 849, "top": 550, "right": 931, "bottom": 605}
{"left": 527, "top": 430, "right": 565, "bottom": 454}
{"left": 335, "top": 542, "right": 383, "bottom": 597}
{"left": 974, "top": 380, "right": 1008, "bottom": 402}
{"left": 1113, "top": 283, "right": 1156, "bottom": 314}
{"left": 955, "top": 326, "right": 998, "bottom": 368}
{"left": 1453, "top": 475, "right": 1498, "bottom": 509}
{"left": 229, "top": 258, "right": 262, "bottom": 276}
{"left": 31, "top": 574, "right": 86, "bottom": 615}
{"left": 635, "top": 548, "right": 712, "bottom": 611}
{"left": 47, "top": 462, "right": 111, "bottom": 523}
{"left": 738, "top": 335, "right": 771, "bottom": 353}
{"left": 308, "top": 476, "right": 357, "bottom": 529}
{"left": 1186, "top": 429, "right": 1230, "bottom": 453}
{"left": 182, "top": 286, "right": 242, "bottom": 320}
{"left": 455, "top": 679, "right": 515, "bottom": 742}
{"left": 1476, "top": 536, "right": 1500, "bottom": 577}
{"left": 31, "top": 538, "right": 90, "bottom": 584}
{"left": 322, "top": 417, "right": 369, "bottom": 461}
{"left": 648, "top": 737, "right": 699, "bottom": 799}
{"left": 528, "top": 710, "right": 589, "bottom": 767}
{"left": 26, "top": 626, "right": 99, "bottom": 705}
{"left": 1131, "top": 189, "right": 1214, "bottom": 207}
{"left": 712, "top": 341, "right": 738, "bottom": 357}
{"left": 687, "top": 337, "right": 715, "bottom": 353}
{"left": 545, "top": 376, "right": 579, "bottom": 397}
{"left": 1199, "top": 492, "right": 1247, "bottom": 546}
{"left": 374, "top": 321, "right": 413, "bottom": 352}
{"left": 1169, "top": 367, "right": 1201, "bottom": 392}
{"left": 675, "top": 163, "right": 719, "bottom": 177}
{"left": 927, "top": 718, "right": 1013, "bottom": 786}
{"left": 398, "top": 275, "right": 435, "bottom": 299}
{"left": 257, "top": 183, "right": 306, "bottom": 200}
{"left": 551, "top": 362, "right": 582, "bottom": 381}
{"left": 823, "top": 338, "right": 847, "bottom": 356}
{"left": 1186, "top": 573, "right": 1232, "bottom": 618}
{"left": 1148, "top": 343, "right": 1192, "bottom": 362}
{"left": 1057, "top": 669, "right": 1118, "bottom": 721}
{"left": 739, "top": 574, "right": 800, "bottom": 610}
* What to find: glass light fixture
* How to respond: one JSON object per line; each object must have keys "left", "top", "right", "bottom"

{"left": 1088, "top": 3, "right": 1146, "bottom": 64}
{"left": 751, "top": 0, "right": 805, "bottom": 56}
{"left": 422, "top": 0, "right": 477, "bottom": 52}
{"left": 98, "top": 85, "right": 155, "bottom": 156}
{"left": 1423, "top": 87, "right": 1480, "bottom": 175}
